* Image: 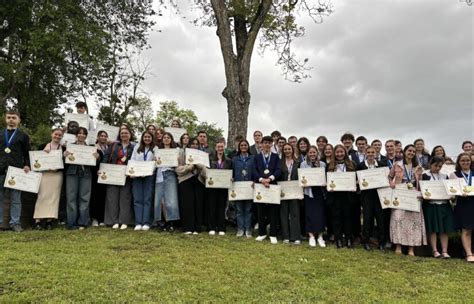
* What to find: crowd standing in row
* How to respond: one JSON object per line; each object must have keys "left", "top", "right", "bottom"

{"left": 1, "top": 102, "right": 473, "bottom": 263}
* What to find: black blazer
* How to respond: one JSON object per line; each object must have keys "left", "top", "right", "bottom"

{"left": 0, "top": 128, "right": 31, "bottom": 174}
{"left": 249, "top": 144, "right": 260, "bottom": 156}
{"left": 253, "top": 152, "right": 281, "bottom": 184}
{"left": 357, "top": 160, "right": 387, "bottom": 171}
{"left": 210, "top": 156, "right": 233, "bottom": 170}
{"left": 279, "top": 158, "right": 299, "bottom": 181}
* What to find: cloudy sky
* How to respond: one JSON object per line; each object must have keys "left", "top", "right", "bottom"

{"left": 141, "top": 0, "right": 473, "bottom": 156}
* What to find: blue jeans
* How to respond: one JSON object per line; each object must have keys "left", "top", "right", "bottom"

{"left": 154, "top": 171, "right": 179, "bottom": 222}
{"left": 66, "top": 174, "right": 91, "bottom": 228}
{"left": 235, "top": 200, "right": 252, "bottom": 231}
{"left": 132, "top": 176, "right": 154, "bottom": 225}
{"left": 0, "top": 174, "right": 22, "bottom": 226}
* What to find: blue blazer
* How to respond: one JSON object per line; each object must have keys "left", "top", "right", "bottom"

{"left": 253, "top": 152, "right": 281, "bottom": 184}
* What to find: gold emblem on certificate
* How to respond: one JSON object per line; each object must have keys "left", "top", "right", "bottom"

{"left": 280, "top": 191, "right": 285, "bottom": 198}
{"left": 256, "top": 192, "right": 262, "bottom": 200}
{"left": 68, "top": 154, "right": 75, "bottom": 161}
{"left": 463, "top": 186, "right": 473, "bottom": 193}
{"left": 449, "top": 186, "right": 457, "bottom": 194}
{"left": 329, "top": 180, "right": 336, "bottom": 189}
{"left": 7, "top": 176, "right": 15, "bottom": 186}
{"left": 128, "top": 167, "right": 135, "bottom": 175}
{"left": 264, "top": 169, "right": 270, "bottom": 175}
{"left": 100, "top": 172, "right": 107, "bottom": 180}
{"left": 424, "top": 189, "right": 431, "bottom": 198}
{"left": 361, "top": 179, "right": 369, "bottom": 187}
{"left": 156, "top": 158, "right": 162, "bottom": 165}
{"left": 407, "top": 182, "right": 414, "bottom": 190}
{"left": 392, "top": 197, "right": 400, "bottom": 206}
{"left": 4, "top": 147, "right": 11, "bottom": 154}
{"left": 301, "top": 176, "right": 307, "bottom": 185}
{"left": 230, "top": 190, "right": 236, "bottom": 198}
{"left": 208, "top": 177, "right": 214, "bottom": 186}
{"left": 383, "top": 197, "right": 390, "bottom": 206}
{"left": 33, "top": 160, "right": 41, "bottom": 169}
{"left": 188, "top": 155, "right": 194, "bottom": 163}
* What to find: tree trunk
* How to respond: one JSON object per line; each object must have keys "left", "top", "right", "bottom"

{"left": 224, "top": 86, "right": 250, "bottom": 144}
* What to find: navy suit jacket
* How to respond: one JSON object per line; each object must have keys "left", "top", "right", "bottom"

{"left": 253, "top": 152, "right": 281, "bottom": 184}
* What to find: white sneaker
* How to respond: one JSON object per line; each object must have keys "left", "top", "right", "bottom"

{"left": 91, "top": 219, "right": 99, "bottom": 227}
{"left": 142, "top": 225, "right": 150, "bottom": 231}
{"left": 112, "top": 224, "right": 119, "bottom": 229}
{"left": 99, "top": 222, "right": 105, "bottom": 227}
{"left": 218, "top": 231, "right": 225, "bottom": 236}
{"left": 309, "top": 237, "right": 316, "bottom": 247}
{"left": 120, "top": 224, "right": 128, "bottom": 230}
{"left": 283, "top": 239, "right": 290, "bottom": 244}
{"left": 293, "top": 240, "right": 301, "bottom": 245}
{"left": 255, "top": 235, "right": 267, "bottom": 241}
{"left": 245, "top": 230, "right": 252, "bottom": 238}
{"left": 209, "top": 230, "right": 216, "bottom": 236}
{"left": 134, "top": 225, "right": 142, "bottom": 231}
{"left": 184, "top": 231, "right": 193, "bottom": 235}
{"left": 192, "top": 231, "right": 199, "bottom": 235}
{"left": 270, "top": 236, "right": 278, "bottom": 244}
{"left": 317, "top": 236, "right": 326, "bottom": 248}
{"left": 236, "top": 230, "right": 245, "bottom": 237}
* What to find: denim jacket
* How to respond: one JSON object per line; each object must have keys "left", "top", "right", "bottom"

{"left": 232, "top": 154, "right": 255, "bottom": 182}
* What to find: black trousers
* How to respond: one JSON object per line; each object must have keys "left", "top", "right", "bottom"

{"left": 361, "top": 190, "right": 386, "bottom": 245}
{"left": 352, "top": 193, "right": 362, "bottom": 238}
{"left": 257, "top": 203, "right": 280, "bottom": 237}
{"left": 328, "top": 192, "right": 355, "bottom": 241}
{"left": 207, "top": 188, "right": 227, "bottom": 231}
{"left": 178, "top": 176, "right": 204, "bottom": 232}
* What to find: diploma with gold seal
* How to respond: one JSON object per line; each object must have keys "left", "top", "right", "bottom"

{"left": 205, "top": 169, "right": 233, "bottom": 189}
{"left": 297, "top": 168, "right": 326, "bottom": 187}
{"left": 419, "top": 180, "right": 451, "bottom": 200}
{"left": 357, "top": 167, "right": 390, "bottom": 190}
{"left": 97, "top": 163, "right": 127, "bottom": 186}
{"left": 278, "top": 180, "right": 304, "bottom": 200}
{"left": 126, "top": 160, "right": 156, "bottom": 177}
{"left": 29, "top": 150, "right": 64, "bottom": 172}
{"left": 185, "top": 148, "right": 210, "bottom": 168}
{"left": 228, "top": 181, "right": 254, "bottom": 201}
{"left": 253, "top": 184, "right": 281, "bottom": 204}
{"left": 4, "top": 166, "right": 42, "bottom": 193}
{"left": 326, "top": 172, "right": 357, "bottom": 192}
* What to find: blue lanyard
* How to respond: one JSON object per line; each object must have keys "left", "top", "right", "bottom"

{"left": 4, "top": 129, "right": 18, "bottom": 148}
{"left": 387, "top": 159, "right": 394, "bottom": 169}
{"left": 404, "top": 164, "right": 413, "bottom": 181}
{"left": 263, "top": 153, "right": 271, "bottom": 169}
{"left": 461, "top": 171, "right": 472, "bottom": 186}
{"left": 143, "top": 148, "right": 150, "bottom": 161}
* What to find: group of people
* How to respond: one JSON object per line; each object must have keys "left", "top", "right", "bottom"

{"left": 1, "top": 102, "right": 473, "bottom": 263}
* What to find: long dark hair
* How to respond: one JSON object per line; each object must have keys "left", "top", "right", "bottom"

{"left": 296, "top": 137, "right": 310, "bottom": 156}
{"left": 137, "top": 131, "right": 155, "bottom": 153}
{"left": 455, "top": 152, "right": 472, "bottom": 172}
{"left": 402, "top": 144, "right": 419, "bottom": 167}
{"left": 95, "top": 130, "right": 108, "bottom": 144}
{"left": 237, "top": 139, "right": 251, "bottom": 155}
{"left": 158, "top": 132, "right": 177, "bottom": 148}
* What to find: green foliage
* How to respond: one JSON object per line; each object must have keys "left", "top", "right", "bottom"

{"left": 22, "top": 124, "right": 53, "bottom": 150}
{"left": 127, "top": 96, "right": 155, "bottom": 133}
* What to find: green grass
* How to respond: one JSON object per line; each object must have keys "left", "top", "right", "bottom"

{"left": 0, "top": 228, "right": 472, "bottom": 303}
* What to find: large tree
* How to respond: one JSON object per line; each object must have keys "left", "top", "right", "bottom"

{"left": 189, "top": 0, "right": 332, "bottom": 141}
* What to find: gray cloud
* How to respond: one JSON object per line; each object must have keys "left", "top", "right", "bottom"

{"left": 141, "top": 0, "right": 473, "bottom": 157}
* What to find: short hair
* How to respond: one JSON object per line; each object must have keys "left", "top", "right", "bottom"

{"left": 429, "top": 156, "right": 445, "bottom": 166}
{"left": 5, "top": 110, "right": 20, "bottom": 117}
{"left": 462, "top": 140, "right": 472, "bottom": 149}
{"left": 197, "top": 130, "right": 207, "bottom": 136}
{"left": 316, "top": 136, "right": 328, "bottom": 144}
{"left": 75, "top": 101, "right": 87, "bottom": 109}
{"left": 216, "top": 137, "right": 226, "bottom": 144}
{"left": 385, "top": 139, "right": 395, "bottom": 146}
{"left": 355, "top": 136, "right": 367, "bottom": 144}
{"left": 271, "top": 130, "right": 281, "bottom": 137}
{"left": 413, "top": 138, "right": 424, "bottom": 145}
{"left": 371, "top": 139, "right": 382, "bottom": 145}
{"left": 76, "top": 127, "right": 88, "bottom": 136}
{"left": 394, "top": 140, "right": 402, "bottom": 146}
{"left": 288, "top": 135, "right": 297, "bottom": 141}
{"left": 277, "top": 136, "right": 287, "bottom": 143}
{"left": 262, "top": 136, "right": 273, "bottom": 143}
{"left": 340, "top": 132, "right": 355, "bottom": 142}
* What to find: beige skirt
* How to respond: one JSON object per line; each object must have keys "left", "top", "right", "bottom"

{"left": 33, "top": 171, "right": 63, "bottom": 219}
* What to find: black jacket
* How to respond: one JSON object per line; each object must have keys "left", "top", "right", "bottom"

{"left": 0, "top": 128, "right": 31, "bottom": 174}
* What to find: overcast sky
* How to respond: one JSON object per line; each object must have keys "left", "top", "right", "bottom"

{"left": 141, "top": 0, "right": 473, "bottom": 156}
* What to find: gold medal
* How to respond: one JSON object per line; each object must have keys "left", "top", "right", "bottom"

{"left": 280, "top": 191, "right": 285, "bottom": 198}
{"left": 424, "top": 189, "right": 431, "bottom": 198}
{"left": 407, "top": 182, "right": 414, "bottom": 190}
{"left": 463, "top": 186, "right": 473, "bottom": 193}
{"left": 188, "top": 155, "right": 194, "bottom": 163}
{"left": 128, "top": 167, "right": 135, "bottom": 175}
{"left": 264, "top": 169, "right": 270, "bottom": 175}
{"left": 383, "top": 197, "right": 390, "bottom": 206}
{"left": 393, "top": 198, "right": 400, "bottom": 206}
{"left": 256, "top": 192, "right": 262, "bottom": 200}
{"left": 242, "top": 169, "right": 247, "bottom": 176}
{"left": 100, "top": 172, "right": 107, "bottom": 180}
{"left": 33, "top": 160, "right": 41, "bottom": 169}
{"left": 4, "top": 147, "right": 11, "bottom": 154}
{"left": 156, "top": 158, "right": 162, "bottom": 165}
{"left": 230, "top": 190, "right": 236, "bottom": 198}
{"left": 361, "top": 179, "right": 368, "bottom": 187}
{"left": 7, "top": 177, "right": 15, "bottom": 186}
{"left": 208, "top": 177, "right": 214, "bottom": 186}
{"left": 121, "top": 156, "right": 127, "bottom": 163}
{"left": 449, "top": 186, "right": 457, "bottom": 194}
{"left": 301, "top": 177, "right": 307, "bottom": 185}
{"left": 68, "top": 154, "right": 75, "bottom": 161}
{"left": 329, "top": 181, "right": 336, "bottom": 189}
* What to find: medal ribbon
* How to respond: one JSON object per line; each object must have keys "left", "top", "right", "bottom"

{"left": 387, "top": 158, "right": 394, "bottom": 169}
{"left": 4, "top": 129, "right": 18, "bottom": 149}
{"left": 404, "top": 164, "right": 413, "bottom": 182}
{"left": 461, "top": 171, "right": 472, "bottom": 186}
{"left": 263, "top": 153, "right": 271, "bottom": 170}
{"left": 143, "top": 148, "right": 151, "bottom": 161}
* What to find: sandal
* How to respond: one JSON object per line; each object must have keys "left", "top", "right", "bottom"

{"left": 433, "top": 251, "right": 441, "bottom": 258}
{"left": 467, "top": 255, "right": 474, "bottom": 263}
{"left": 441, "top": 252, "right": 451, "bottom": 259}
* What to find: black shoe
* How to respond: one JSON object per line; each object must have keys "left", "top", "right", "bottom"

{"left": 336, "top": 240, "right": 343, "bottom": 249}
{"left": 166, "top": 223, "right": 174, "bottom": 232}
{"left": 45, "top": 222, "right": 53, "bottom": 230}
{"left": 34, "top": 222, "right": 43, "bottom": 230}
{"left": 363, "top": 243, "right": 372, "bottom": 251}
{"left": 346, "top": 238, "right": 354, "bottom": 248}
{"left": 378, "top": 244, "right": 385, "bottom": 252}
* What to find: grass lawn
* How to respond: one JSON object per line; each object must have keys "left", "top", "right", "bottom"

{"left": 0, "top": 228, "right": 472, "bottom": 302}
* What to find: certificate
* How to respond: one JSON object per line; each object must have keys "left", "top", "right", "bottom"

{"left": 419, "top": 180, "right": 451, "bottom": 200}
{"left": 390, "top": 189, "right": 422, "bottom": 212}
{"left": 228, "top": 181, "right": 254, "bottom": 201}
{"left": 98, "top": 163, "right": 127, "bottom": 186}
{"left": 440, "top": 164, "right": 456, "bottom": 176}
{"left": 126, "top": 160, "right": 156, "bottom": 177}
{"left": 61, "top": 133, "right": 77, "bottom": 146}
{"left": 65, "top": 144, "right": 97, "bottom": 166}
{"left": 278, "top": 180, "right": 304, "bottom": 200}
{"left": 29, "top": 150, "right": 64, "bottom": 171}
{"left": 4, "top": 166, "right": 42, "bottom": 193}
{"left": 164, "top": 127, "right": 186, "bottom": 142}
{"left": 377, "top": 187, "right": 394, "bottom": 210}
{"left": 443, "top": 179, "right": 464, "bottom": 196}
{"left": 357, "top": 167, "right": 390, "bottom": 190}
{"left": 155, "top": 148, "right": 179, "bottom": 167}
{"left": 185, "top": 148, "right": 210, "bottom": 168}
{"left": 326, "top": 172, "right": 357, "bottom": 191}
{"left": 297, "top": 168, "right": 326, "bottom": 187}
{"left": 253, "top": 184, "right": 281, "bottom": 204}
{"left": 65, "top": 113, "right": 90, "bottom": 129}
{"left": 205, "top": 169, "right": 233, "bottom": 189}
{"left": 96, "top": 123, "right": 120, "bottom": 142}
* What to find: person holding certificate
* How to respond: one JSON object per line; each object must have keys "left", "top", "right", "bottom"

{"left": 232, "top": 139, "right": 255, "bottom": 238}
{"left": 316, "top": 136, "right": 328, "bottom": 159}
{"left": 33, "top": 128, "right": 65, "bottom": 230}
{"left": 421, "top": 156, "right": 454, "bottom": 258}
{"left": 63, "top": 127, "right": 99, "bottom": 230}
{"left": 176, "top": 137, "right": 206, "bottom": 234}
{"left": 449, "top": 153, "right": 474, "bottom": 262}
{"left": 103, "top": 126, "right": 135, "bottom": 230}
{"left": 0, "top": 110, "right": 31, "bottom": 232}
{"left": 253, "top": 136, "right": 282, "bottom": 244}
{"left": 326, "top": 144, "right": 357, "bottom": 248}
{"left": 179, "top": 133, "right": 190, "bottom": 148}
{"left": 155, "top": 128, "right": 164, "bottom": 146}
{"left": 154, "top": 132, "right": 180, "bottom": 232}
{"left": 357, "top": 146, "right": 387, "bottom": 251}
{"left": 414, "top": 138, "right": 430, "bottom": 170}
{"left": 279, "top": 143, "right": 302, "bottom": 245}
{"left": 130, "top": 131, "right": 156, "bottom": 231}
{"left": 296, "top": 137, "right": 310, "bottom": 234}
{"left": 389, "top": 144, "right": 427, "bottom": 256}
{"left": 207, "top": 140, "right": 232, "bottom": 236}
{"left": 431, "top": 145, "right": 455, "bottom": 165}
{"left": 300, "top": 146, "right": 327, "bottom": 248}
{"left": 320, "top": 144, "right": 334, "bottom": 165}
{"left": 89, "top": 130, "right": 109, "bottom": 227}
